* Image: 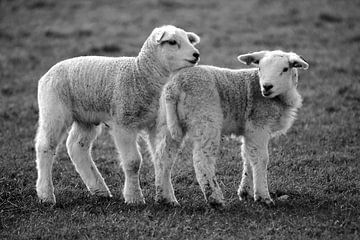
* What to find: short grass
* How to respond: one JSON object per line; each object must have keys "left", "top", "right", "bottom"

{"left": 0, "top": 0, "right": 359, "bottom": 239}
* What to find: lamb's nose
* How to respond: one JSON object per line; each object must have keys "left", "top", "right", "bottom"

{"left": 193, "top": 52, "right": 200, "bottom": 59}
{"left": 263, "top": 84, "right": 273, "bottom": 92}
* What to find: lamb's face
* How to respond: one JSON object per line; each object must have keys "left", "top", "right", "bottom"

{"left": 258, "top": 55, "right": 295, "bottom": 98}
{"left": 153, "top": 25, "right": 200, "bottom": 72}
{"left": 237, "top": 50, "right": 309, "bottom": 98}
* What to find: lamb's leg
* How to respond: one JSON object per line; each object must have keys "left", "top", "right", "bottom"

{"left": 165, "top": 100, "right": 183, "bottom": 142}
{"left": 66, "top": 122, "right": 111, "bottom": 197}
{"left": 153, "top": 125, "right": 180, "bottom": 205}
{"left": 192, "top": 125, "right": 224, "bottom": 207}
{"left": 36, "top": 124, "right": 66, "bottom": 204}
{"left": 35, "top": 95, "right": 70, "bottom": 204}
{"left": 111, "top": 127, "right": 145, "bottom": 204}
{"left": 238, "top": 144, "right": 254, "bottom": 200}
{"left": 242, "top": 128, "right": 273, "bottom": 206}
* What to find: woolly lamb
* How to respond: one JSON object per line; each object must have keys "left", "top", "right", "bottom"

{"left": 35, "top": 25, "right": 200, "bottom": 204}
{"left": 153, "top": 50, "right": 309, "bottom": 206}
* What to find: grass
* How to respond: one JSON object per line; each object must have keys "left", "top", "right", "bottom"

{"left": 1, "top": 0, "right": 359, "bottom": 239}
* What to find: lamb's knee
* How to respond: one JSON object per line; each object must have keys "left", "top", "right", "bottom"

{"left": 122, "top": 157, "right": 141, "bottom": 174}
{"left": 243, "top": 143, "right": 268, "bottom": 165}
{"left": 35, "top": 132, "right": 58, "bottom": 157}
{"left": 66, "top": 134, "right": 92, "bottom": 157}
{"left": 36, "top": 140, "right": 55, "bottom": 155}
{"left": 155, "top": 133, "right": 179, "bottom": 161}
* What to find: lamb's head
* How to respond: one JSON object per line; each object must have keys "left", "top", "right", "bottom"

{"left": 149, "top": 25, "right": 200, "bottom": 72}
{"left": 238, "top": 50, "right": 309, "bottom": 98}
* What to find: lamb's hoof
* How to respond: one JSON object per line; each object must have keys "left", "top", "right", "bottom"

{"left": 208, "top": 196, "right": 225, "bottom": 209}
{"left": 124, "top": 193, "right": 145, "bottom": 205}
{"left": 37, "top": 192, "right": 56, "bottom": 205}
{"left": 208, "top": 201, "right": 225, "bottom": 209}
{"left": 155, "top": 196, "right": 180, "bottom": 207}
{"left": 123, "top": 188, "right": 145, "bottom": 205}
{"left": 39, "top": 198, "right": 56, "bottom": 206}
{"left": 238, "top": 189, "right": 251, "bottom": 201}
{"left": 277, "top": 195, "right": 289, "bottom": 202}
{"left": 91, "top": 188, "right": 113, "bottom": 198}
{"left": 125, "top": 197, "right": 146, "bottom": 205}
{"left": 254, "top": 196, "right": 275, "bottom": 207}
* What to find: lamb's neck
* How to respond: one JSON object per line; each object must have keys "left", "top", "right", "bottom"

{"left": 277, "top": 87, "right": 302, "bottom": 110}
{"left": 135, "top": 41, "right": 169, "bottom": 81}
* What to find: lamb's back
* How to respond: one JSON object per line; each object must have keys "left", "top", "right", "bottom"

{"left": 42, "top": 56, "right": 135, "bottom": 121}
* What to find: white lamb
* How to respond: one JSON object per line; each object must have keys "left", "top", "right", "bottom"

{"left": 153, "top": 50, "right": 309, "bottom": 206}
{"left": 35, "top": 25, "right": 200, "bottom": 204}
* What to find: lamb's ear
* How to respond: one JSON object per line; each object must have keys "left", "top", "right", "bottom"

{"left": 187, "top": 32, "right": 200, "bottom": 45}
{"left": 237, "top": 51, "right": 268, "bottom": 65}
{"left": 289, "top": 54, "right": 309, "bottom": 70}
{"left": 154, "top": 28, "right": 173, "bottom": 44}
{"left": 154, "top": 30, "right": 167, "bottom": 43}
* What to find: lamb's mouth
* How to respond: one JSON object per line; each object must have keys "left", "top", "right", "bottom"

{"left": 262, "top": 91, "right": 273, "bottom": 97}
{"left": 186, "top": 59, "right": 199, "bottom": 64}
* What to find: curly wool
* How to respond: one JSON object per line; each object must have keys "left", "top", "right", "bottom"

{"left": 39, "top": 32, "right": 169, "bottom": 129}
{"left": 163, "top": 65, "right": 302, "bottom": 137}
{"left": 35, "top": 25, "right": 201, "bottom": 205}
{"left": 153, "top": 51, "right": 308, "bottom": 206}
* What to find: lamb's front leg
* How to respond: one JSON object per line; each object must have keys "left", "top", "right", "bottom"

{"left": 241, "top": 128, "right": 274, "bottom": 206}
{"left": 111, "top": 127, "right": 145, "bottom": 204}
{"left": 238, "top": 145, "right": 254, "bottom": 201}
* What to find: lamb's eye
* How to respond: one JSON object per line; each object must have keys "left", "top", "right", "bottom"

{"left": 283, "top": 67, "right": 289, "bottom": 72}
{"left": 167, "top": 40, "right": 177, "bottom": 46}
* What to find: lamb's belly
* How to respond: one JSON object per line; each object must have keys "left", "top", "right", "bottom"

{"left": 118, "top": 107, "right": 158, "bottom": 130}
{"left": 221, "top": 118, "right": 244, "bottom": 136}
{"left": 73, "top": 109, "right": 111, "bottom": 125}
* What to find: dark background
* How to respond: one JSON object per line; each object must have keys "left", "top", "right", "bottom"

{"left": 0, "top": 0, "right": 359, "bottom": 239}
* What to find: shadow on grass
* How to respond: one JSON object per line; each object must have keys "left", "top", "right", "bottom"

{"left": 3, "top": 188, "right": 356, "bottom": 216}
{"left": 2, "top": 187, "right": 359, "bottom": 238}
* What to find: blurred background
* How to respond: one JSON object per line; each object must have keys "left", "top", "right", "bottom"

{"left": 0, "top": 0, "right": 359, "bottom": 239}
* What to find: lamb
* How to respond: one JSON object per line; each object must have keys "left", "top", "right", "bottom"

{"left": 35, "top": 25, "right": 200, "bottom": 204}
{"left": 153, "top": 50, "right": 309, "bottom": 206}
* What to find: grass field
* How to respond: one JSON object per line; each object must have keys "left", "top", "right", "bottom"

{"left": 1, "top": 0, "right": 359, "bottom": 239}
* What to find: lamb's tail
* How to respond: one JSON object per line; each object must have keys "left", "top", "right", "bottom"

{"left": 164, "top": 83, "right": 183, "bottom": 142}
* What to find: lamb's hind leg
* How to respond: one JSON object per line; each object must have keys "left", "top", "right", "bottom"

{"left": 66, "top": 122, "right": 111, "bottom": 197}
{"left": 153, "top": 125, "right": 180, "bottom": 206}
{"left": 111, "top": 127, "right": 144, "bottom": 204}
{"left": 36, "top": 120, "right": 67, "bottom": 204}
{"left": 192, "top": 124, "right": 225, "bottom": 207}
{"left": 35, "top": 92, "right": 70, "bottom": 204}
{"left": 35, "top": 102, "right": 71, "bottom": 204}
